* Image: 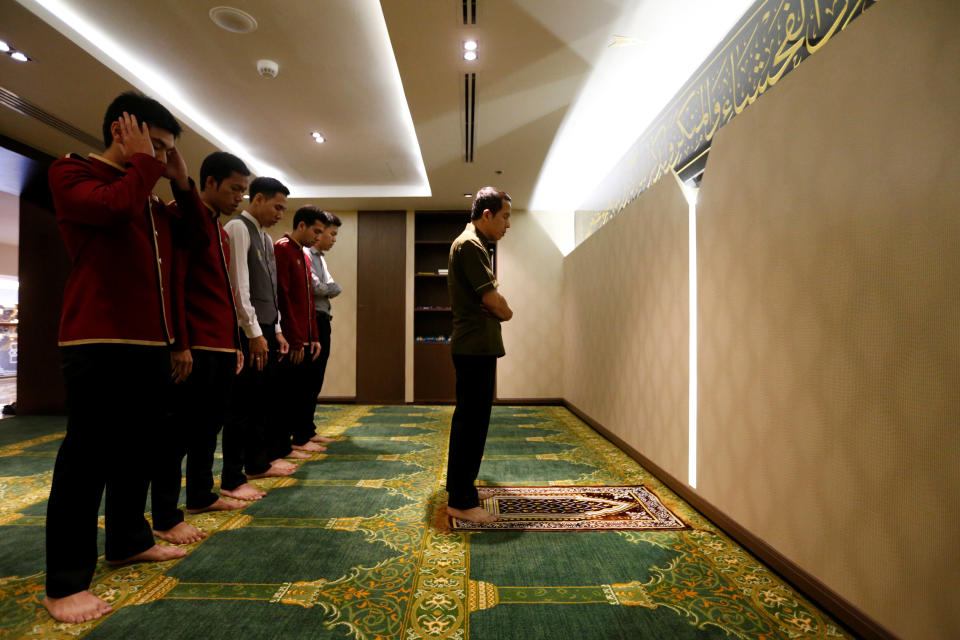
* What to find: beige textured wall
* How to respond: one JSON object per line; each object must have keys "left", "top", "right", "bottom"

{"left": 0, "top": 243, "right": 17, "bottom": 277}
{"left": 264, "top": 209, "right": 358, "bottom": 398}
{"left": 497, "top": 210, "right": 564, "bottom": 399}
{"left": 563, "top": 175, "right": 689, "bottom": 481}
{"left": 695, "top": 1, "right": 960, "bottom": 637}
{"left": 316, "top": 210, "right": 357, "bottom": 398}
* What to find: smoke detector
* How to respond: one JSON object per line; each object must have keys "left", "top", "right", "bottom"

{"left": 257, "top": 59, "right": 279, "bottom": 79}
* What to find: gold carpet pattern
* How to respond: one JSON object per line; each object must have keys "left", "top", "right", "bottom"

{"left": 0, "top": 405, "right": 854, "bottom": 639}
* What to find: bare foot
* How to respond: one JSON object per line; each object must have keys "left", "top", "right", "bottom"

{"left": 108, "top": 544, "right": 186, "bottom": 566}
{"left": 285, "top": 450, "right": 311, "bottom": 459}
{"left": 43, "top": 591, "right": 113, "bottom": 623}
{"left": 310, "top": 434, "right": 336, "bottom": 444}
{"left": 153, "top": 521, "right": 206, "bottom": 545}
{"left": 187, "top": 497, "right": 247, "bottom": 513}
{"left": 220, "top": 483, "right": 265, "bottom": 501}
{"left": 270, "top": 459, "right": 298, "bottom": 471}
{"left": 248, "top": 462, "right": 296, "bottom": 479}
{"left": 292, "top": 442, "right": 326, "bottom": 452}
{"left": 446, "top": 505, "right": 498, "bottom": 523}
{"left": 478, "top": 488, "right": 495, "bottom": 499}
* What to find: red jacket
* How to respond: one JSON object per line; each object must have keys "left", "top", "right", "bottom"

{"left": 50, "top": 152, "right": 204, "bottom": 347}
{"left": 170, "top": 202, "right": 241, "bottom": 352}
{"left": 274, "top": 235, "right": 317, "bottom": 348}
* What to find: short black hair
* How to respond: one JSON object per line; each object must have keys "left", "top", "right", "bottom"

{"left": 249, "top": 176, "right": 290, "bottom": 202}
{"left": 102, "top": 91, "right": 181, "bottom": 148}
{"left": 293, "top": 205, "right": 324, "bottom": 229}
{"left": 318, "top": 210, "right": 341, "bottom": 227}
{"left": 471, "top": 186, "right": 511, "bottom": 220}
{"left": 200, "top": 152, "right": 250, "bottom": 189}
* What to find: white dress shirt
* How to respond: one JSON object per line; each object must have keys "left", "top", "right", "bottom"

{"left": 223, "top": 210, "right": 282, "bottom": 339}
{"left": 308, "top": 246, "right": 342, "bottom": 316}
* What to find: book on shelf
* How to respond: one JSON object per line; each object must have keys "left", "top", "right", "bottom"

{"left": 415, "top": 335, "right": 451, "bottom": 343}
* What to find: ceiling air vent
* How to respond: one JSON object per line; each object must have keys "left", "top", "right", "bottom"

{"left": 0, "top": 87, "right": 102, "bottom": 150}
{"left": 463, "top": 72, "right": 476, "bottom": 163}
{"left": 462, "top": 0, "right": 476, "bottom": 25}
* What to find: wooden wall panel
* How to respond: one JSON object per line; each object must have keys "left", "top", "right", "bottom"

{"left": 356, "top": 211, "right": 406, "bottom": 403}
{"left": 16, "top": 148, "right": 69, "bottom": 415}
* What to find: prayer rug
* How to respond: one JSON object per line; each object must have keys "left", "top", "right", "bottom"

{"left": 450, "top": 485, "right": 688, "bottom": 531}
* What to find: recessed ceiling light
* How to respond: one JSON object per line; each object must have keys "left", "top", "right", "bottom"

{"left": 463, "top": 51, "right": 477, "bottom": 61}
{"left": 0, "top": 39, "right": 32, "bottom": 62}
{"left": 463, "top": 193, "right": 472, "bottom": 197}
{"left": 209, "top": 6, "right": 258, "bottom": 34}
{"left": 243, "top": 194, "right": 249, "bottom": 199}
{"left": 463, "top": 40, "right": 478, "bottom": 51}
{"left": 311, "top": 131, "right": 326, "bottom": 143}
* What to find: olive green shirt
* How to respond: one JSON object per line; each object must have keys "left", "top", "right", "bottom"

{"left": 448, "top": 223, "right": 504, "bottom": 357}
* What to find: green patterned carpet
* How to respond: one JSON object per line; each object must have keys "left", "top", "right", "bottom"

{"left": 0, "top": 406, "right": 854, "bottom": 639}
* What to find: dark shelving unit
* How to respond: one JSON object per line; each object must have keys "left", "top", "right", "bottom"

{"left": 413, "top": 211, "right": 494, "bottom": 402}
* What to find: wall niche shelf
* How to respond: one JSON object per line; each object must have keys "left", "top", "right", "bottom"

{"left": 413, "top": 211, "right": 495, "bottom": 402}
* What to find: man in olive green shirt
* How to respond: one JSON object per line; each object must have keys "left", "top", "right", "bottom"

{"left": 445, "top": 186, "right": 513, "bottom": 524}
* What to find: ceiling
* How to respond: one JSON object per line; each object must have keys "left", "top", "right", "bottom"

{"left": 0, "top": 0, "right": 752, "bottom": 216}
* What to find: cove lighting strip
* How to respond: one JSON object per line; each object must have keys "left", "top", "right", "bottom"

{"left": 528, "top": 0, "right": 754, "bottom": 212}
{"left": 15, "top": 0, "right": 431, "bottom": 199}
{"left": 16, "top": 0, "right": 288, "bottom": 183}
{"left": 683, "top": 184, "right": 698, "bottom": 488}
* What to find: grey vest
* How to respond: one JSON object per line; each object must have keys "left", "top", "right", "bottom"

{"left": 237, "top": 215, "right": 279, "bottom": 326}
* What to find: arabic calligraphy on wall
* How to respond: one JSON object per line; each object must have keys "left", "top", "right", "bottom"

{"left": 575, "top": 0, "right": 876, "bottom": 245}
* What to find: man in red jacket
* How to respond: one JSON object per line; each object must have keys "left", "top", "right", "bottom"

{"left": 274, "top": 206, "right": 325, "bottom": 457}
{"left": 150, "top": 152, "right": 251, "bottom": 546}
{"left": 45, "top": 92, "right": 204, "bottom": 623}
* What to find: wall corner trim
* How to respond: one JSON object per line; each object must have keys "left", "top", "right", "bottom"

{"left": 495, "top": 397, "right": 565, "bottom": 406}
{"left": 562, "top": 399, "right": 900, "bottom": 640}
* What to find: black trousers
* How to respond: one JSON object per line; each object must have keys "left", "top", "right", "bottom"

{"left": 289, "top": 313, "right": 331, "bottom": 445}
{"left": 151, "top": 349, "right": 235, "bottom": 529}
{"left": 445, "top": 354, "right": 497, "bottom": 510}
{"left": 221, "top": 325, "right": 279, "bottom": 490}
{"left": 46, "top": 344, "right": 169, "bottom": 598}
{"left": 283, "top": 356, "right": 315, "bottom": 447}
{"left": 311, "top": 313, "right": 332, "bottom": 399}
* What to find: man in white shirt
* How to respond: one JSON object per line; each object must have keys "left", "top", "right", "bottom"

{"left": 221, "top": 177, "right": 296, "bottom": 500}
{"left": 305, "top": 211, "right": 343, "bottom": 444}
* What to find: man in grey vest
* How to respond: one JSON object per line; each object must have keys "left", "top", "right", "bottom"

{"left": 221, "top": 177, "right": 295, "bottom": 500}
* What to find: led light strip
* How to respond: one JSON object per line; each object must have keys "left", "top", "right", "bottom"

{"left": 15, "top": 0, "right": 431, "bottom": 198}
{"left": 684, "top": 183, "right": 698, "bottom": 488}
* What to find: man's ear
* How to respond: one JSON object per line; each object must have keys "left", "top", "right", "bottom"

{"left": 204, "top": 176, "right": 218, "bottom": 192}
{"left": 109, "top": 120, "right": 122, "bottom": 145}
